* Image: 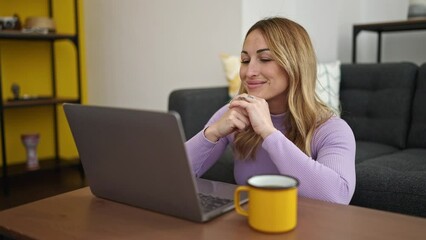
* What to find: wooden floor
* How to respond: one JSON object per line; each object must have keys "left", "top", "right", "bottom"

{"left": 0, "top": 165, "right": 87, "bottom": 211}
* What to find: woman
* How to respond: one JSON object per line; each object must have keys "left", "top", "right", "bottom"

{"left": 185, "top": 17, "right": 355, "bottom": 205}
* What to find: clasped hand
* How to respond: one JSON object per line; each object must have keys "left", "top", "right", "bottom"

{"left": 204, "top": 94, "right": 276, "bottom": 142}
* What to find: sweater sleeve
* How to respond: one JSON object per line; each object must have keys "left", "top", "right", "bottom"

{"left": 262, "top": 118, "right": 356, "bottom": 205}
{"left": 185, "top": 105, "right": 230, "bottom": 177}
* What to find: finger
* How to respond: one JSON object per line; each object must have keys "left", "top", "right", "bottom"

{"left": 231, "top": 93, "right": 249, "bottom": 100}
{"left": 232, "top": 94, "right": 255, "bottom": 103}
{"left": 228, "top": 108, "right": 250, "bottom": 124}
{"left": 240, "top": 94, "right": 255, "bottom": 102}
{"left": 229, "top": 99, "right": 249, "bottom": 109}
{"left": 246, "top": 94, "right": 255, "bottom": 100}
{"left": 232, "top": 105, "right": 249, "bottom": 116}
{"left": 236, "top": 113, "right": 250, "bottom": 126}
{"left": 233, "top": 117, "right": 250, "bottom": 131}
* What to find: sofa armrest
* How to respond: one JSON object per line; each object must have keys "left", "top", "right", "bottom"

{"left": 168, "top": 86, "right": 229, "bottom": 140}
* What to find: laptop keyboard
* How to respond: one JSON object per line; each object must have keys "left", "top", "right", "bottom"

{"left": 198, "top": 193, "right": 233, "bottom": 213}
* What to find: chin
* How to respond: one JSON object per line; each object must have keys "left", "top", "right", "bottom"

{"left": 247, "top": 90, "right": 265, "bottom": 99}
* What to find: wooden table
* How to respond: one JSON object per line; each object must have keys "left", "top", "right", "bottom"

{"left": 0, "top": 187, "right": 425, "bottom": 240}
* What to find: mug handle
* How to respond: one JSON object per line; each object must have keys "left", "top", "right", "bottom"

{"left": 234, "top": 186, "right": 249, "bottom": 216}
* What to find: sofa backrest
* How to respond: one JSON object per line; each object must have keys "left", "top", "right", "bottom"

{"left": 168, "top": 87, "right": 229, "bottom": 140}
{"left": 340, "top": 63, "right": 417, "bottom": 149}
{"left": 407, "top": 63, "right": 426, "bottom": 148}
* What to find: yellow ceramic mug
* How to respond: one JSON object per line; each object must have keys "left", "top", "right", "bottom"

{"left": 234, "top": 175, "right": 299, "bottom": 233}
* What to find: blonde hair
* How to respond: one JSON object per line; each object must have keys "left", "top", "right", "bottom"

{"left": 234, "top": 17, "right": 333, "bottom": 160}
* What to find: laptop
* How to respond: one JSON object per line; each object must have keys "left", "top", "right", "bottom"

{"left": 63, "top": 103, "right": 247, "bottom": 222}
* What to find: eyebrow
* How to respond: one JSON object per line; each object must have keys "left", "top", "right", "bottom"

{"left": 241, "top": 48, "right": 271, "bottom": 54}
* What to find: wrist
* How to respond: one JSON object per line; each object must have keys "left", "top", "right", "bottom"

{"left": 260, "top": 128, "right": 277, "bottom": 139}
{"left": 204, "top": 126, "right": 220, "bottom": 142}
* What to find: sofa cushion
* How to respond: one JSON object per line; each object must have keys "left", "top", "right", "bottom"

{"left": 351, "top": 149, "right": 426, "bottom": 217}
{"left": 340, "top": 63, "right": 417, "bottom": 149}
{"left": 355, "top": 141, "right": 399, "bottom": 164}
{"left": 407, "top": 63, "right": 426, "bottom": 148}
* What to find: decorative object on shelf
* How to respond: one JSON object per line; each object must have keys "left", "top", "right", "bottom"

{"left": 0, "top": 14, "right": 21, "bottom": 31}
{"left": 21, "top": 133, "right": 41, "bottom": 171}
{"left": 8, "top": 83, "right": 52, "bottom": 102}
{"left": 408, "top": 0, "right": 426, "bottom": 19}
{"left": 22, "top": 17, "right": 56, "bottom": 34}
{"left": 11, "top": 83, "right": 20, "bottom": 100}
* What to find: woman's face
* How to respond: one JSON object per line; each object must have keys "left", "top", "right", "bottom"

{"left": 240, "top": 29, "right": 289, "bottom": 114}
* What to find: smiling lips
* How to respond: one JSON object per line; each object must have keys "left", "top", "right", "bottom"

{"left": 245, "top": 80, "right": 267, "bottom": 89}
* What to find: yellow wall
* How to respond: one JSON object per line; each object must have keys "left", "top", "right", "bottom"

{"left": 0, "top": 0, "right": 86, "bottom": 165}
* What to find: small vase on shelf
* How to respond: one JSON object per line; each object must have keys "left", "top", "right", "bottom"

{"left": 21, "top": 133, "right": 40, "bottom": 171}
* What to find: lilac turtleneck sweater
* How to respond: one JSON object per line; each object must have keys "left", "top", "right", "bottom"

{"left": 185, "top": 105, "right": 356, "bottom": 205}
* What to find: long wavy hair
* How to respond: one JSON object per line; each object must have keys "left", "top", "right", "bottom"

{"left": 234, "top": 17, "right": 333, "bottom": 160}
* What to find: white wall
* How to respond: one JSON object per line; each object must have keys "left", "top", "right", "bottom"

{"left": 242, "top": 0, "right": 340, "bottom": 62}
{"left": 84, "top": 0, "right": 241, "bottom": 111}
{"left": 84, "top": 0, "right": 426, "bottom": 111}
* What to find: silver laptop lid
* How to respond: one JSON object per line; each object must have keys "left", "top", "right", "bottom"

{"left": 63, "top": 104, "right": 242, "bottom": 222}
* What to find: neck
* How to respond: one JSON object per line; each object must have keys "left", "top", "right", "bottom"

{"left": 268, "top": 100, "right": 287, "bottom": 115}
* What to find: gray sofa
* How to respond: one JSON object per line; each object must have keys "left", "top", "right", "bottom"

{"left": 168, "top": 62, "right": 426, "bottom": 218}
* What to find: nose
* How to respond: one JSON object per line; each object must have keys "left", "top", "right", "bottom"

{"left": 244, "top": 60, "right": 260, "bottom": 77}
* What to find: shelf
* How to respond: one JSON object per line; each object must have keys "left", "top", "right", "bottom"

{"left": 352, "top": 18, "right": 426, "bottom": 63}
{"left": 3, "top": 98, "right": 80, "bottom": 108}
{"left": 0, "top": 31, "right": 77, "bottom": 42}
{"left": 353, "top": 18, "right": 426, "bottom": 33}
{"left": 0, "top": 157, "right": 81, "bottom": 177}
{"left": 0, "top": 0, "right": 83, "bottom": 196}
